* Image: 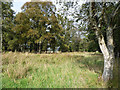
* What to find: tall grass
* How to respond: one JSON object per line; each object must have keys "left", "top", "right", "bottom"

{"left": 2, "top": 52, "right": 118, "bottom": 88}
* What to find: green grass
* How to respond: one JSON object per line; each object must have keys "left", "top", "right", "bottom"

{"left": 2, "top": 52, "right": 118, "bottom": 88}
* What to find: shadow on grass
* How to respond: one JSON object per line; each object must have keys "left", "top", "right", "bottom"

{"left": 74, "top": 55, "right": 104, "bottom": 74}
{"left": 107, "top": 60, "right": 119, "bottom": 88}
{"left": 74, "top": 55, "right": 119, "bottom": 88}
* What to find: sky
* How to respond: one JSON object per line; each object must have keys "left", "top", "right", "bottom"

{"left": 11, "top": 0, "right": 54, "bottom": 14}
{"left": 11, "top": 0, "right": 31, "bottom": 14}
{"left": 11, "top": 0, "right": 117, "bottom": 14}
{"left": 11, "top": 2, "right": 25, "bottom": 14}
{"left": 11, "top": 0, "right": 85, "bottom": 14}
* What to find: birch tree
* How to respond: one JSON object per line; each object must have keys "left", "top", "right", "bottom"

{"left": 89, "top": 1, "right": 120, "bottom": 81}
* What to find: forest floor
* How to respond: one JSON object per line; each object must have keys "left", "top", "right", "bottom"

{"left": 2, "top": 52, "right": 118, "bottom": 88}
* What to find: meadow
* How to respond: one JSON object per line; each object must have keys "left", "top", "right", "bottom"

{"left": 2, "top": 52, "right": 118, "bottom": 88}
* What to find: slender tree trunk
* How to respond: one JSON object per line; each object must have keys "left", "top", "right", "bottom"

{"left": 21, "top": 45, "right": 22, "bottom": 52}
{"left": 40, "top": 43, "right": 42, "bottom": 54}
{"left": 45, "top": 45, "right": 47, "bottom": 54}
{"left": 37, "top": 43, "right": 39, "bottom": 53}
{"left": 95, "top": 27, "right": 114, "bottom": 81}
{"left": 90, "top": 1, "right": 115, "bottom": 82}
{"left": 34, "top": 43, "right": 37, "bottom": 53}
{"left": 30, "top": 43, "right": 32, "bottom": 52}
{"left": 38, "top": 43, "right": 40, "bottom": 53}
{"left": 102, "top": 26, "right": 115, "bottom": 81}
{"left": 53, "top": 47, "right": 55, "bottom": 53}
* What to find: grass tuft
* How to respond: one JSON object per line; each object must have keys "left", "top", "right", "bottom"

{"left": 2, "top": 52, "right": 118, "bottom": 88}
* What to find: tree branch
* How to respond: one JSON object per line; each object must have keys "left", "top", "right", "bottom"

{"left": 112, "top": 1, "right": 120, "bottom": 18}
{"left": 113, "top": 25, "right": 120, "bottom": 30}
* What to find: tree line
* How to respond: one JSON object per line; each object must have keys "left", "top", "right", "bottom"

{"left": 2, "top": 1, "right": 100, "bottom": 53}
{"left": 1, "top": 1, "right": 120, "bottom": 55}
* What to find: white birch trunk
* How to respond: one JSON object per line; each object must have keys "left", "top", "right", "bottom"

{"left": 90, "top": 1, "right": 115, "bottom": 81}
{"left": 96, "top": 26, "right": 114, "bottom": 81}
{"left": 102, "top": 26, "right": 115, "bottom": 81}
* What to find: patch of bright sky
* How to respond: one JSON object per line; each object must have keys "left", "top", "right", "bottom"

{"left": 11, "top": 0, "right": 85, "bottom": 14}
{"left": 11, "top": 0, "right": 30, "bottom": 14}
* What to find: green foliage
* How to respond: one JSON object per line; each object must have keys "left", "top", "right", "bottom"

{"left": 76, "top": 2, "right": 120, "bottom": 54}
{"left": 2, "top": 2, "right": 66, "bottom": 53}
{"left": 2, "top": 2, "right": 15, "bottom": 51}
{"left": 2, "top": 1, "right": 120, "bottom": 55}
{"left": 87, "top": 30, "right": 100, "bottom": 52}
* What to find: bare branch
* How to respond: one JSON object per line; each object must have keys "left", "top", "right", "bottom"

{"left": 97, "top": 2, "right": 108, "bottom": 27}
{"left": 113, "top": 1, "right": 120, "bottom": 17}
{"left": 113, "top": 25, "right": 120, "bottom": 30}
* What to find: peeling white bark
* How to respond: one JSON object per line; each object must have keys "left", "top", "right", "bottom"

{"left": 96, "top": 26, "right": 114, "bottom": 81}
{"left": 90, "top": 1, "right": 115, "bottom": 81}
{"left": 102, "top": 26, "right": 115, "bottom": 81}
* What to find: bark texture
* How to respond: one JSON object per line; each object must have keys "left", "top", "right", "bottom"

{"left": 90, "top": 1, "right": 115, "bottom": 82}
{"left": 102, "top": 26, "right": 115, "bottom": 81}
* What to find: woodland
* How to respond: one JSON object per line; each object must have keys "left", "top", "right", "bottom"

{"left": 1, "top": 0, "right": 120, "bottom": 88}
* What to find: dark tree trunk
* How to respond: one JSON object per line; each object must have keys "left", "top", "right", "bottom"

{"left": 39, "top": 43, "right": 42, "bottom": 54}
{"left": 30, "top": 43, "right": 32, "bottom": 52}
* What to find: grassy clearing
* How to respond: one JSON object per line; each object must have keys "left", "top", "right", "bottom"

{"left": 2, "top": 52, "right": 118, "bottom": 88}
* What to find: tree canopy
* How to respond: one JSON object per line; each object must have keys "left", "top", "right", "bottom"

{"left": 2, "top": 1, "right": 120, "bottom": 57}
